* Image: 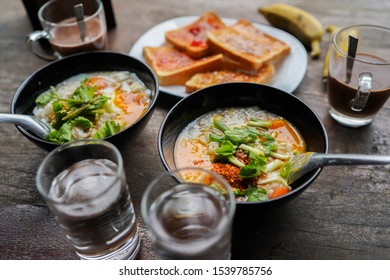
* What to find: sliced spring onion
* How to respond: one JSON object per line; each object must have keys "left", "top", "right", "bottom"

{"left": 239, "top": 143, "right": 264, "bottom": 156}
{"left": 248, "top": 119, "right": 271, "bottom": 128}
{"left": 228, "top": 155, "right": 245, "bottom": 168}
{"left": 258, "top": 175, "right": 288, "bottom": 186}
{"left": 264, "top": 159, "right": 284, "bottom": 173}
{"left": 213, "top": 115, "right": 229, "bottom": 132}
{"left": 270, "top": 151, "right": 290, "bottom": 160}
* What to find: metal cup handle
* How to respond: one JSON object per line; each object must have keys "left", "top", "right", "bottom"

{"left": 25, "top": 30, "right": 57, "bottom": 61}
{"left": 350, "top": 72, "right": 372, "bottom": 111}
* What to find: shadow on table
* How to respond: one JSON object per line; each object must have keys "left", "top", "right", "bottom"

{"left": 231, "top": 205, "right": 294, "bottom": 260}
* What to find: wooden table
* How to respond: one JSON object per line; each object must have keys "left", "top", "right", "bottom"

{"left": 1, "top": 0, "right": 389, "bottom": 260}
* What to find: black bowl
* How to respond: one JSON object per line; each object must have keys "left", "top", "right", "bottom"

{"left": 158, "top": 83, "right": 328, "bottom": 207}
{"left": 11, "top": 51, "right": 159, "bottom": 151}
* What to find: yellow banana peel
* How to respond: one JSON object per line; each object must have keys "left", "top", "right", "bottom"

{"left": 259, "top": 3, "right": 324, "bottom": 59}
{"left": 322, "top": 25, "right": 339, "bottom": 83}
{"left": 322, "top": 26, "right": 358, "bottom": 83}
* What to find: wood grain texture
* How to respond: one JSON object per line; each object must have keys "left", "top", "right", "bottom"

{"left": 0, "top": 0, "right": 389, "bottom": 260}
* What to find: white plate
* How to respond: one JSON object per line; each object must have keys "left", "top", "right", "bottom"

{"left": 129, "top": 16, "right": 308, "bottom": 97}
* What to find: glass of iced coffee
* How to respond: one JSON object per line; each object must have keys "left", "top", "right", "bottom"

{"left": 36, "top": 139, "right": 140, "bottom": 260}
{"left": 25, "top": 0, "right": 107, "bottom": 60}
{"left": 327, "top": 25, "right": 390, "bottom": 127}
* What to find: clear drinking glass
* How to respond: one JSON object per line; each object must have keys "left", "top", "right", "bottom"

{"left": 327, "top": 25, "right": 390, "bottom": 127}
{"left": 36, "top": 139, "right": 140, "bottom": 260}
{"left": 141, "top": 167, "right": 236, "bottom": 260}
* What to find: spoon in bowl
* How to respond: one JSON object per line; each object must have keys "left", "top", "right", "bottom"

{"left": 0, "top": 113, "right": 50, "bottom": 139}
{"left": 288, "top": 152, "right": 390, "bottom": 184}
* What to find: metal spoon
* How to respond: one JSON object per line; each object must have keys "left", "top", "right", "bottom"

{"left": 74, "top": 3, "right": 87, "bottom": 42}
{"left": 0, "top": 113, "right": 51, "bottom": 138}
{"left": 345, "top": 35, "right": 358, "bottom": 84}
{"left": 288, "top": 152, "right": 390, "bottom": 184}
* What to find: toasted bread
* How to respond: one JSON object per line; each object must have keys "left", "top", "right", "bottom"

{"left": 220, "top": 55, "right": 259, "bottom": 74}
{"left": 185, "top": 64, "right": 275, "bottom": 93}
{"left": 230, "top": 19, "right": 266, "bottom": 38}
{"left": 207, "top": 19, "right": 290, "bottom": 71}
{"left": 143, "top": 46, "right": 223, "bottom": 86}
{"left": 165, "top": 11, "right": 226, "bottom": 58}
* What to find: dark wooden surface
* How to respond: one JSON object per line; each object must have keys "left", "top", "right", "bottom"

{"left": 1, "top": 0, "right": 389, "bottom": 260}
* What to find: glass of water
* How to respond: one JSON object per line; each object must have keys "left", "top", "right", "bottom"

{"left": 36, "top": 139, "right": 140, "bottom": 260}
{"left": 141, "top": 167, "right": 236, "bottom": 260}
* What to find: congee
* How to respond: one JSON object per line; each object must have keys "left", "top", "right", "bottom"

{"left": 33, "top": 71, "right": 151, "bottom": 143}
{"left": 174, "top": 106, "right": 306, "bottom": 202}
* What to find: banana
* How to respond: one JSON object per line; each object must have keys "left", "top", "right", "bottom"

{"left": 322, "top": 26, "right": 358, "bottom": 83}
{"left": 259, "top": 3, "right": 324, "bottom": 59}
{"left": 322, "top": 25, "right": 339, "bottom": 83}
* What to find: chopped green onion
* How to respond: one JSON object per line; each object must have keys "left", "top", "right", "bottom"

{"left": 228, "top": 155, "right": 245, "bottom": 168}
{"left": 258, "top": 175, "right": 288, "bottom": 186}
{"left": 213, "top": 115, "right": 229, "bottom": 132}
{"left": 209, "top": 133, "right": 224, "bottom": 143}
{"left": 224, "top": 127, "right": 259, "bottom": 144}
{"left": 264, "top": 159, "right": 284, "bottom": 173}
{"left": 248, "top": 119, "right": 271, "bottom": 128}
{"left": 279, "top": 161, "right": 292, "bottom": 180}
{"left": 270, "top": 151, "right": 290, "bottom": 160}
{"left": 239, "top": 143, "right": 264, "bottom": 156}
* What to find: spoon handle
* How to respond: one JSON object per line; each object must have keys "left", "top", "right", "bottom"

{"left": 288, "top": 152, "right": 390, "bottom": 185}
{"left": 74, "top": 4, "right": 87, "bottom": 42}
{"left": 0, "top": 113, "right": 33, "bottom": 126}
{"left": 314, "top": 153, "right": 390, "bottom": 166}
{"left": 0, "top": 113, "right": 49, "bottom": 138}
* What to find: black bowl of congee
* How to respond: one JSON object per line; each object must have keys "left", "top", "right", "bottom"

{"left": 158, "top": 82, "right": 328, "bottom": 207}
{"left": 11, "top": 51, "right": 159, "bottom": 151}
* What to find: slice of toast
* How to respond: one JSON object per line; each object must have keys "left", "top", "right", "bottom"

{"left": 143, "top": 46, "right": 223, "bottom": 86}
{"left": 207, "top": 19, "right": 290, "bottom": 71}
{"left": 165, "top": 11, "right": 227, "bottom": 58}
{"left": 230, "top": 19, "right": 267, "bottom": 38}
{"left": 185, "top": 63, "right": 275, "bottom": 93}
{"left": 220, "top": 55, "right": 259, "bottom": 74}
